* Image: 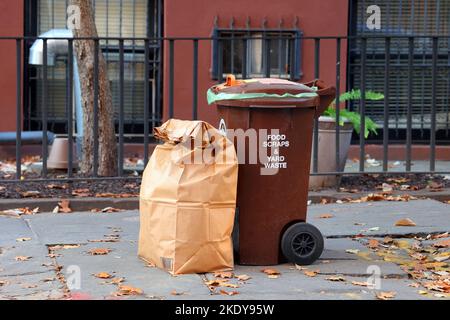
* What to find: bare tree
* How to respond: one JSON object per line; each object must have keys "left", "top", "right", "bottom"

{"left": 70, "top": 0, "right": 117, "bottom": 176}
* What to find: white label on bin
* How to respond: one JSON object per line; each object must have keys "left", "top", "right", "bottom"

{"left": 260, "top": 132, "right": 289, "bottom": 175}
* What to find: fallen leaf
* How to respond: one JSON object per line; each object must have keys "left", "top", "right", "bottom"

{"left": 0, "top": 280, "right": 8, "bottom": 286}
{"left": 219, "top": 290, "right": 239, "bottom": 296}
{"left": 376, "top": 291, "right": 396, "bottom": 300}
{"left": 16, "top": 237, "right": 32, "bottom": 242}
{"left": 383, "top": 236, "right": 394, "bottom": 244}
{"left": 15, "top": 256, "right": 31, "bottom": 261}
{"left": 351, "top": 281, "right": 371, "bottom": 287}
{"left": 433, "top": 239, "right": 450, "bottom": 248}
{"left": 408, "top": 282, "right": 420, "bottom": 288}
{"left": 317, "top": 214, "right": 334, "bottom": 219}
{"left": 236, "top": 274, "right": 251, "bottom": 281}
{"left": 432, "top": 232, "right": 449, "bottom": 239}
{"left": 381, "top": 183, "right": 393, "bottom": 192}
{"left": 46, "top": 184, "right": 67, "bottom": 190}
{"left": 49, "top": 244, "right": 81, "bottom": 250}
{"left": 99, "top": 207, "right": 122, "bottom": 213}
{"left": 268, "top": 275, "right": 279, "bottom": 279}
{"left": 21, "top": 190, "right": 40, "bottom": 198}
{"left": 94, "top": 272, "right": 113, "bottom": 279}
{"left": 368, "top": 239, "right": 380, "bottom": 249}
{"left": 221, "top": 282, "right": 239, "bottom": 288}
{"left": 346, "top": 249, "right": 360, "bottom": 254}
{"left": 88, "top": 248, "right": 111, "bottom": 255}
{"left": 114, "top": 285, "right": 143, "bottom": 296}
{"left": 171, "top": 290, "right": 185, "bottom": 296}
{"left": 303, "top": 270, "right": 319, "bottom": 277}
{"left": 428, "top": 182, "right": 444, "bottom": 191}
{"left": 418, "top": 290, "right": 428, "bottom": 295}
{"left": 72, "top": 188, "right": 91, "bottom": 197}
{"left": 205, "top": 279, "right": 228, "bottom": 287}
{"left": 261, "top": 268, "right": 280, "bottom": 276}
{"left": 325, "top": 276, "right": 346, "bottom": 282}
{"left": 410, "top": 252, "right": 427, "bottom": 261}
{"left": 110, "top": 277, "right": 125, "bottom": 284}
{"left": 214, "top": 271, "right": 233, "bottom": 279}
{"left": 58, "top": 200, "right": 72, "bottom": 213}
{"left": 395, "top": 218, "right": 416, "bottom": 227}
{"left": 52, "top": 206, "right": 60, "bottom": 213}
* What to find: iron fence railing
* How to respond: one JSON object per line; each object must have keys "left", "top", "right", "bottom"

{"left": 0, "top": 35, "right": 450, "bottom": 183}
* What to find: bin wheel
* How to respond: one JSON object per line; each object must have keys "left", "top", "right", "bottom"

{"left": 281, "top": 222, "right": 324, "bottom": 265}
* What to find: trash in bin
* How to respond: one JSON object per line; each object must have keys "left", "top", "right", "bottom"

{"left": 138, "top": 119, "right": 238, "bottom": 275}
{"left": 208, "top": 75, "right": 335, "bottom": 266}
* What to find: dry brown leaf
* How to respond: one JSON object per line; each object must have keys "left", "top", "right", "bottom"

{"left": 368, "top": 239, "right": 380, "bottom": 249}
{"left": 432, "top": 232, "right": 449, "bottom": 239}
{"left": 170, "top": 290, "right": 185, "bottom": 296}
{"left": 433, "top": 239, "right": 450, "bottom": 248}
{"left": 71, "top": 188, "right": 91, "bottom": 197}
{"left": 15, "top": 256, "right": 31, "bottom": 261}
{"left": 381, "top": 183, "right": 393, "bottom": 192}
{"left": 115, "top": 285, "right": 143, "bottom": 296}
{"left": 376, "top": 291, "right": 396, "bottom": 300}
{"left": 304, "top": 270, "right": 319, "bottom": 277}
{"left": 94, "top": 272, "right": 113, "bottom": 279}
{"left": 214, "top": 271, "right": 233, "bottom": 279}
{"left": 21, "top": 190, "right": 40, "bottom": 198}
{"left": 236, "top": 274, "right": 251, "bottom": 281}
{"left": 325, "top": 276, "right": 346, "bottom": 282}
{"left": 268, "top": 275, "right": 280, "bottom": 279}
{"left": 219, "top": 290, "right": 239, "bottom": 296}
{"left": 351, "top": 281, "right": 371, "bottom": 287}
{"left": 221, "top": 282, "right": 239, "bottom": 288}
{"left": 395, "top": 218, "right": 416, "bottom": 227}
{"left": 16, "top": 237, "right": 32, "bottom": 242}
{"left": 318, "top": 214, "right": 334, "bottom": 219}
{"left": 410, "top": 252, "right": 427, "bottom": 261}
{"left": 408, "top": 282, "right": 420, "bottom": 288}
{"left": 205, "top": 279, "right": 228, "bottom": 287}
{"left": 95, "top": 207, "right": 122, "bottom": 213}
{"left": 88, "top": 248, "right": 111, "bottom": 255}
{"left": 52, "top": 244, "right": 81, "bottom": 250}
{"left": 0, "top": 280, "right": 8, "bottom": 286}
{"left": 383, "top": 236, "right": 394, "bottom": 244}
{"left": 58, "top": 200, "right": 72, "bottom": 213}
{"left": 261, "top": 268, "right": 280, "bottom": 276}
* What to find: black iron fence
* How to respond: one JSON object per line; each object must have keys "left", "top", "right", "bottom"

{"left": 1, "top": 34, "right": 450, "bottom": 183}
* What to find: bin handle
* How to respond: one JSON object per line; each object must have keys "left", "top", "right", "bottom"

{"left": 304, "top": 79, "right": 336, "bottom": 117}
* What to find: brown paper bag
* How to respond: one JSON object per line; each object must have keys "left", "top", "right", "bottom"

{"left": 138, "top": 119, "right": 238, "bottom": 275}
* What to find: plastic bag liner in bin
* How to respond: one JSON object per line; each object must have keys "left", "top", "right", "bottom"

{"left": 138, "top": 119, "right": 238, "bottom": 275}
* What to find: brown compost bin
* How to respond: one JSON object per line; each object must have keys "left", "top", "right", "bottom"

{"left": 208, "top": 75, "right": 336, "bottom": 265}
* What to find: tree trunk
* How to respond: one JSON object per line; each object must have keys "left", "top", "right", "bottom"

{"left": 70, "top": 0, "right": 117, "bottom": 176}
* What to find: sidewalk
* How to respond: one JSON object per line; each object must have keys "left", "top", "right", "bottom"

{"left": 0, "top": 199, "right": 449, "bottom": 300}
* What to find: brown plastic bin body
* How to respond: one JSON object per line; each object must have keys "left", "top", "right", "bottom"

{"left": 211, "top": 77, "right": 335, "bottom": 265}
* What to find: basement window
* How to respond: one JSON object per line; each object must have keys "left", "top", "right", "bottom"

{"left": 212, "top": 28, "right": 303, "bottom": 80}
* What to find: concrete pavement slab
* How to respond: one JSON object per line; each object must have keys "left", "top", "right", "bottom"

{"left": 307, "top": 199, "right": 450, "bottom": 237}
{"left": 24, "top": 211, "right": 139, "bottom": 244}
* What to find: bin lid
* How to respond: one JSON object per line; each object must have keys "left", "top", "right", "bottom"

{"left": 207, "top": 75, "right": 319, "bottom": 107}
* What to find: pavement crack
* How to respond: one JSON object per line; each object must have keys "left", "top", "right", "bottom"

{"left": 46, "top": 245, "right": 71, "bottom": 299}
{"left": 0, "top": 270, "right": 50, "bottom": 277}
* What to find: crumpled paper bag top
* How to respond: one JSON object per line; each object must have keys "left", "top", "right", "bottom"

{"left": 154, "top": 119, "right": 219, "bottom": 147}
